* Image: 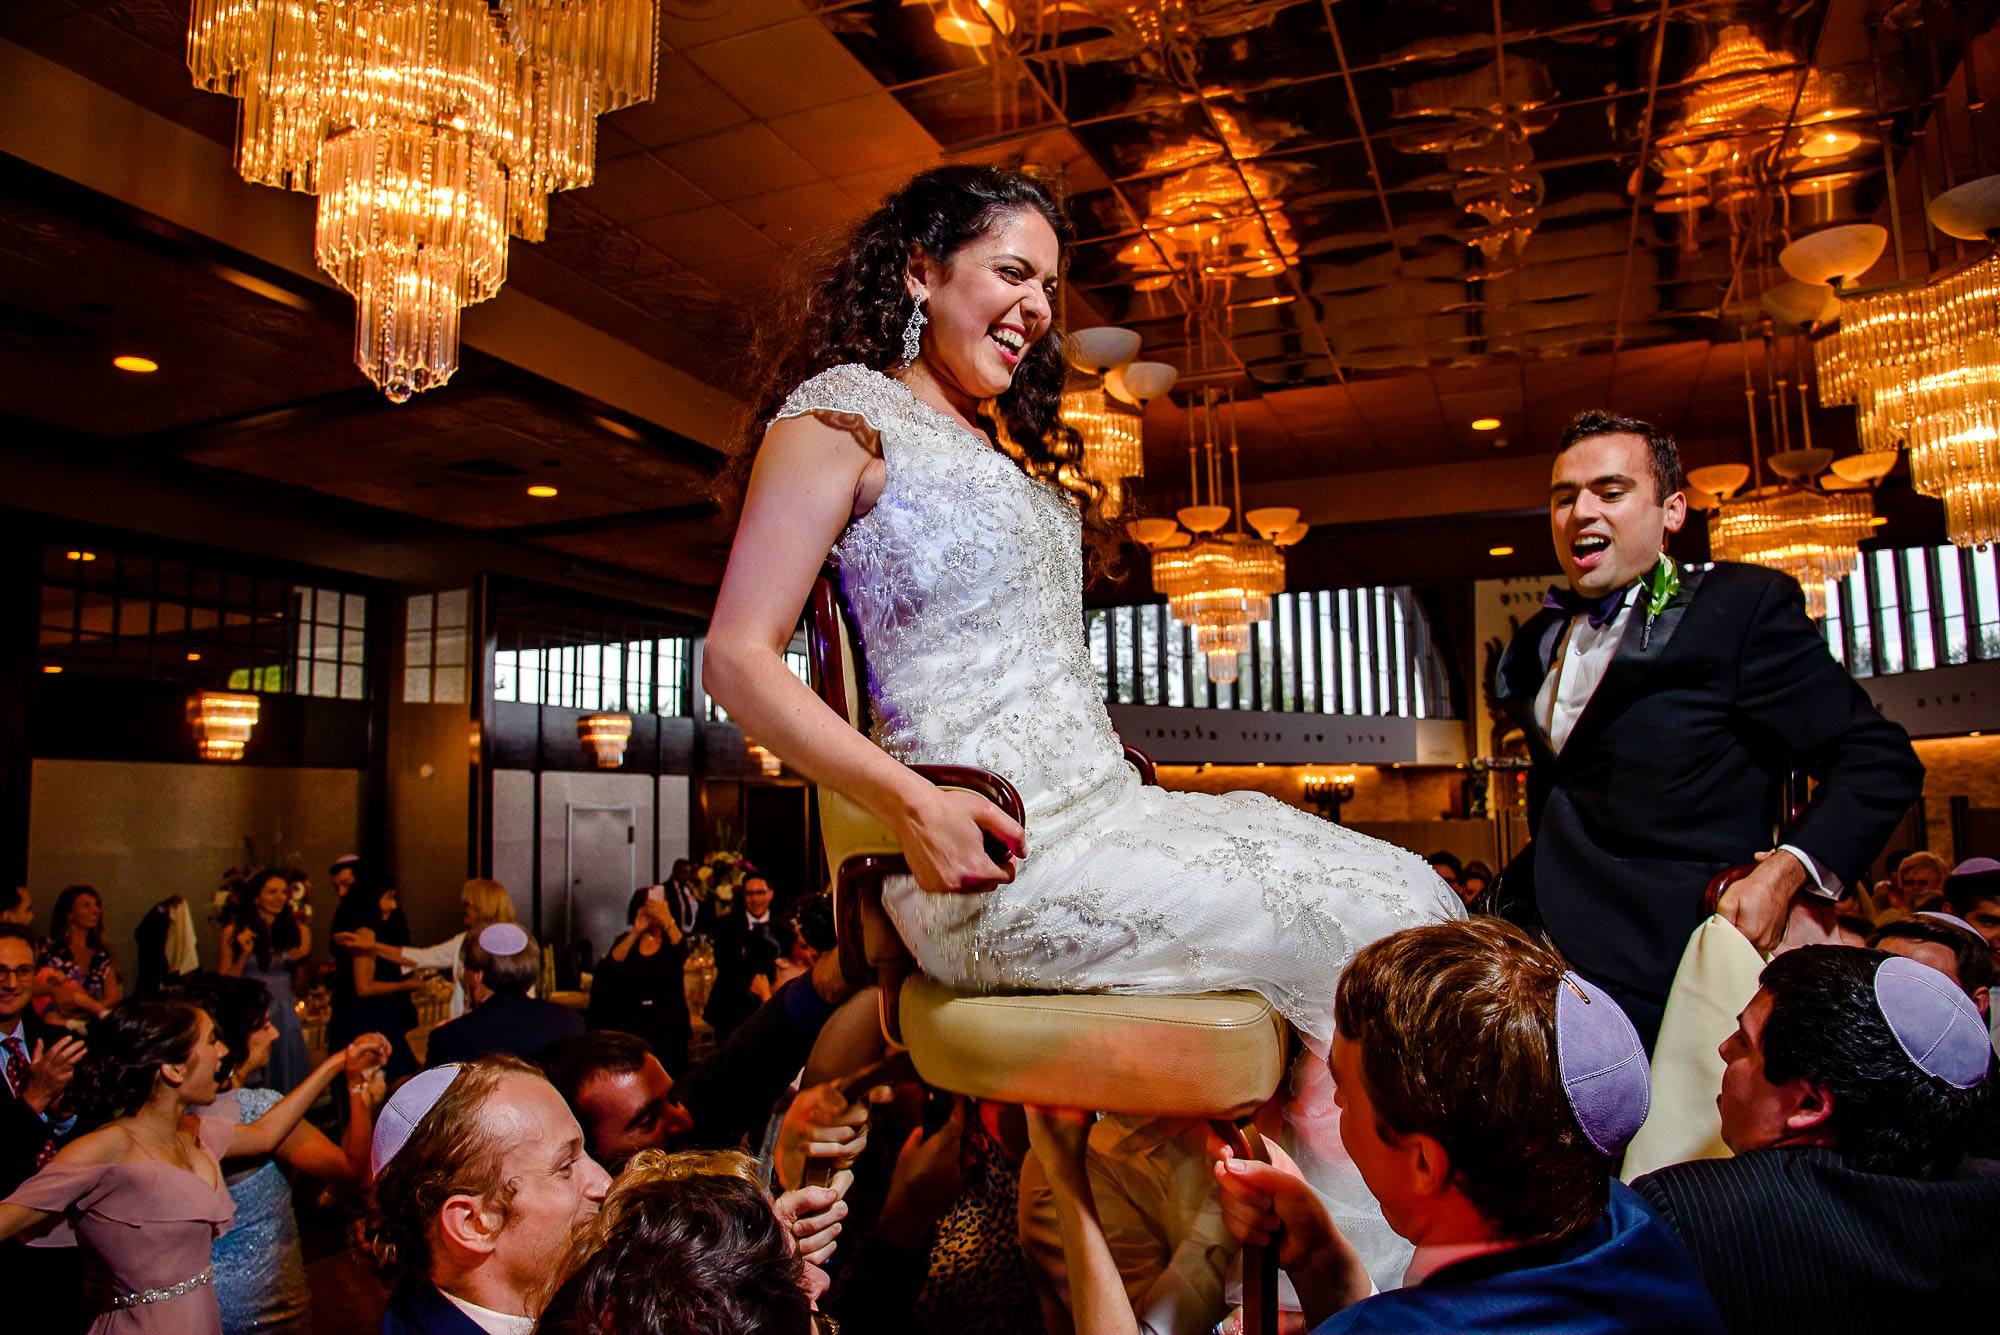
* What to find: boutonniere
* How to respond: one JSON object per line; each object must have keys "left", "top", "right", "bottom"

{"left": 1642, "top": 553, "right": 1680, "bottom": 650}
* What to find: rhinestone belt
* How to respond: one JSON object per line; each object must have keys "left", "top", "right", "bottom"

{"left": 110, "top": 1266, "right": 213, "bottom": 1310}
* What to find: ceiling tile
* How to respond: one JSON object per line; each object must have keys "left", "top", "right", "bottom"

{"left": 634, "top": 205, "right": 780, "bottom": 268}
{"left": 654, "top": 122, "right": 823, "bottom": 201}
{"left": 767, "top": 93, "right": 938, "bottom": 177}
{"left": 728, "top": 180, "right": 861, "bottom": 248}
{"left": 659, "top": 0, "right": 810, "bottom": 50}
{"left": 604, "top": 53, "right": 753, "bottom": 146}
{"left": 577, "top": 154, "right": 712, "bottom": 225}
{"left": 684, "top": 19, "right": 881, "bottom": 120}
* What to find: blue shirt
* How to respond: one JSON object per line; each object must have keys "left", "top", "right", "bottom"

{"left": 1315, "top": 1183, "right": 1724, "bottom": 1334}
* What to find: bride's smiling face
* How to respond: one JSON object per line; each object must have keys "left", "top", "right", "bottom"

{"left": 906, "top": 207, "right": 1061, "bottom": 402}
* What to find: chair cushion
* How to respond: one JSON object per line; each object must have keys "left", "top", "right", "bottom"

{"left": 898, "top": 975, "right": 1290, "bottom": 1119}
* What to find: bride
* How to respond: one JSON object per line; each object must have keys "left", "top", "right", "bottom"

{"left": 701, "top": 164, "right": 1463, "bottom": 1285}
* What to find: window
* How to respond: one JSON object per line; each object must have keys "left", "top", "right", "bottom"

{"left": 37, "top": 541, "right": 369, "bottom": 698}
{"left": 1821, "top": 543, "right": 2000, "bottom": 678}
{"left": 403, "top": 591, "right": 469, "bottom": 704}
{"left": 492, "top": 604, "right": 698, "bottom": 717}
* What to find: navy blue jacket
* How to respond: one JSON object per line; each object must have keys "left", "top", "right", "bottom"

{"left": 424, "top": 991, "right": 583, "bottom": 1069}
{"left": 1315, "top": 1183, "right": 1724, "bottom": 1334}
{"left": 380, "top": 1282, "right": 489, "bottom": 1335}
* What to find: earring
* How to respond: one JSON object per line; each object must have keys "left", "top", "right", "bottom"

{"left": 898, "top": 297, "right": 927, "bottom": 370}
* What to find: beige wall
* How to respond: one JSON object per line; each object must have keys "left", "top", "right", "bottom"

{"left": 1912, "top": 735, "right": 2000, "bottom": 863}
{"left": 384, "top": 700, "right": 475, "bottom": 948}
{"left": 26, "top": 760, "right": 362, "bottom": 970}
{"left": 1154, "top": 763, "right": 1497, "bottom": 865}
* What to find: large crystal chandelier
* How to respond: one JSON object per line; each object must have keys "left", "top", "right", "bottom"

{"left": 1061, "top": 328, "right": 1179, "bottom": 518}
{"left": 1129, "top": 390, "right": 1306, "bottom": 684}
{"left": 1815, "top": 251, "right": 2000, "bottom": 545}
{"left": 187, "top": 0, "right": 659, "bottom": 402}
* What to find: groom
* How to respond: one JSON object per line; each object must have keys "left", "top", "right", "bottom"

{"left": 1493, "top": 411, "right": 1922, "bottom": 1048}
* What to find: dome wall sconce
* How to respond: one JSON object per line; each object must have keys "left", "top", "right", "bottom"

{"left": 578, "top": 713, "right": 633, "bottom": 769}
{"left": 189, "top": 691, "right": 260, "bottom": 762}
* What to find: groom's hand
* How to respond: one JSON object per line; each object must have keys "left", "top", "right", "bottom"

{"left": 1718, "top": 848, "right": 1809, "bottom": 953}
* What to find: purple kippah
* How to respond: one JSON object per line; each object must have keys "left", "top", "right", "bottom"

{"left": 478, "top": 922, "right": 531, "bottom": 956}
{"left": 1874, "top": 956, "right": 1989, "bottom": 1090}
{"left": 1555, "top": 971, "right": 1651, "bottom": 1156}
{"left": 1951, "top": 857, "right": 2000, "bottom": 877}
{"left": 1918, "top": 910, "right": 1985, "bottom": 941}
{"left": 372, "top": 1064, "right": 463, "bottom": 1175}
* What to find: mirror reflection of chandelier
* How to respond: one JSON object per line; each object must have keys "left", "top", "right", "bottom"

{"left": 1128, "top": 391, "right": 1307, "bottom": 683}
{"left": 1061, "top": 328, "right": 1179, "bottom": 517}
{"left": 187, "top": 0, "right": 660, "bottom": 402}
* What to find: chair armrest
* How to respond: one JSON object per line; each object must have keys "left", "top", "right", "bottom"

{"left": 1121, "top": 743, "right": 1157, "bottom": 787}
{"left": 1703, "top": 864, "right": 1756, "bottom": 916}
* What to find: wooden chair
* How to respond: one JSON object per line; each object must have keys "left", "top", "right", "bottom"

{"left": 805, "top": 571, "right": 1289, "bottom": 1335}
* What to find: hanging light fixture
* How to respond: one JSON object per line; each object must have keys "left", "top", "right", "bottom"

{"left": 187, "top": 0, "right": 659, "bottom": 402}
{"left": 578, "top": 713, "right": 633, "bottom": 768}
{"left": 189, "top": 691, "right": 261, "bottom": 762}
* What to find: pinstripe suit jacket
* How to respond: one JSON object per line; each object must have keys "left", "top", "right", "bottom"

{"left": 1631, "top": 1146, "right": 2000, "bottom": 1334}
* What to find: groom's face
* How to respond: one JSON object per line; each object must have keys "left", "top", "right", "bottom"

{"left": 1549, "top": 431, "right": 1686, "bottom": 597}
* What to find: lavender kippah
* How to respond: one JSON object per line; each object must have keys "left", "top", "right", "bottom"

{"left": 1555, "top": 971, "right": 1651, "bottom": 1156}
{"left": 372, "top": 1064, "right": 463, "bottom": 1175}
{"left": 1874, "top": 956, "right": 1989, "bottom": 1090}
{"left": 1951, "top": 856, "right": 2000, "bottom": 877}
{"left": 1919, "top": 910, "right": 1985, "bottom": 941}
{"left": 478, "top": 922, "right": 531, "bottom": 956}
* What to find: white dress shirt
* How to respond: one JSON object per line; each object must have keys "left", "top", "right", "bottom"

{"left": 440, "top": 1291, "right": 536, "bottom": 1335}
{"left": 1536, "top": 582, "right": 1840, "bottom": 899}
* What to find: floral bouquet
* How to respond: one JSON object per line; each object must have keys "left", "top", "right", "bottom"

{"left": 694, "top": 848, "right": 754, "bottom": 905}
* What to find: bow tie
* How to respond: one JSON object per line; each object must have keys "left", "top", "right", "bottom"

{"left": 1543, "top": 583, "right": 1632, "bottom": 628}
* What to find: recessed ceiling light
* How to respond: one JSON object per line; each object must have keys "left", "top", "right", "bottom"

{"left": 187, "top": 652, "right": 202, "bottom": 662}
{"left": 113, "top": 355, "right": 158, "bottom": 373}
{"left": 42, "top": 665, "right": 62, "bottom": 674}
{"left": 1869, "top": 516, "right": 1888, "bottom": 527}
{"left": 526, "top": 485, "right": 559, "bottom": 498}
{"left": 1972, "top": 731, "right": 1984, "bottom": 738}
{"left": 1488, "top": 545, "right": 1516, "bottom": 557}
{"left": 66, "top": 550, "right": 96, "bottom": 562}
{"left": 1471, "top": 417, "right": 1502, "bottom": 431}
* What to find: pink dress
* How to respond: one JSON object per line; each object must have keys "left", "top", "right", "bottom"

{"left": 3, "top": 1114, "right": 236, "bottom": 1333}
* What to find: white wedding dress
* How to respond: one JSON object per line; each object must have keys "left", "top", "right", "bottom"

{"left": 779, "top": 364, "right": 1464, "bottom": 1284}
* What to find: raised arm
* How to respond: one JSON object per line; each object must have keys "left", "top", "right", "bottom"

{"left": 219, "top": 927, "right": 250, "bottom": 978}
{"left": 207, "top": 1035, "right": 391, "bottom": 1160}
{"left": 272, "top": 1042, "right": 385, "bottom": 1185}
{"left": 702, "top": 411, "right": 1020, "bottom": 893}
{"left": 351, "top": 949, "right": 420, "bottom": 999}
{"left": 1025, "top": 1109, "right": 1142, "bottom": 1335}
{"left": 288, "top": 919, "right": 312, "bottom": 963}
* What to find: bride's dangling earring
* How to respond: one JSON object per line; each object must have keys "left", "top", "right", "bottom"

{"left": 897, "top": 296, "right": 927, "bottom": 371}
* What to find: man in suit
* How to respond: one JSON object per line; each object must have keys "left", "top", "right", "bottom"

{"left": 703, "top": 872, "right": 782, "bottom": 1039}
{"left": 371, "top": 1058, "right": 610, "bottom": 1335}
{"left": 424, "top": 923, "right": 584, "bottom": 1069}
{"left": 1632, "top": 946, "right": 2000, "bottom": 1332}
{"left": 1494, "top": 410, "right": 1923, "bottom": 1047}
{"left": 662, "top": 859, "right": 704, "bottom": 936}
{"left": 0, "top": 923, "right": 86, "bottom": 1333}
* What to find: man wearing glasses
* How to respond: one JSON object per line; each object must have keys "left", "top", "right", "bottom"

{"left": 0, "top": 921, "right": 86, "bottom": 1329}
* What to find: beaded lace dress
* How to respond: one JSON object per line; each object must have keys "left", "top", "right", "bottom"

{"left": 776, "top": 365, "right": 1465, "bottom": 1283}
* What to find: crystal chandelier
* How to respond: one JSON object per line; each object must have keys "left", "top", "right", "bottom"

{"left": 1815, "top": 252, "right": 2000, "bottom": 546}
{"left": 1129, "top": 390, "right": 1307, "bottom": 684}
{"left": 1061, "top": 329, "right": 1179, "bottom": 518}
{"left": 187, "top": 0, "right": 659, "bottom": 402}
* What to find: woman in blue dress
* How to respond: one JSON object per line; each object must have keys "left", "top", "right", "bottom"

{"left": 183, "top": 973, "right": 387, "bottom": 1335}
{"left": 218, "top": 871, "right": 311, "bottom": 1093}
{"left": 326, "top": 877, "right": 421, "bottom": 1083}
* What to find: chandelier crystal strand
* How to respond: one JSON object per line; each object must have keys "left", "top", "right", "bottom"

{"left": 188, "top": 0, "right": 660, "bottom": 400}
{"left": 1710, "top": 488, "right": 1874, "bottom": 618}
{"left": 1062, "top": 387, "right": 1146, "bottom": 516}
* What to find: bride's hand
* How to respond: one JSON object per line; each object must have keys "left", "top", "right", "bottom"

{"left": 898, "top": 787, "right": 1023, "bottom": 893}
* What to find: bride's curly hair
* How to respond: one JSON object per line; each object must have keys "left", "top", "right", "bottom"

{"left": 727, "top": 165, "right": 1106, "bottom": 521}
{"left": 68, "top": 998, "right": 207, "bottom": 1129}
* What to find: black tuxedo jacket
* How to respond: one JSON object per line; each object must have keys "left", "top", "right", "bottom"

{"left": 1, "top": 1013, "right": 71, "bottom": 1195}
{"left": 703, "top": 911, "right": 780, "bottom": 1033}
{"left": 1495, "top": 561, "right": 1922, "bottom": 998}
{"left": 424, "top": 991, "right": 584, "bottom": 1069}
{"left": 1632, "top": 1147, "right": 2000, "bottom": 1333}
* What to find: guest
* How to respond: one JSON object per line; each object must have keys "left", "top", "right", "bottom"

{"left": 588, "top": 889, "right": 691, "bottom": 1073}
{"left": 424, "top": 924, "right": 582, "bottom": 1068}
{"left": 1868, "top": 915, "right": 1993, "bottom": 1017}
{"left": 1943, "top": 857, "right": 2000, "bottom": 960}
{"left": 2, "top": 886, "right": 32, "bottom": 928}
{"left": 1493, "top": 410, "right": 1922, "bottom": 1048}
{"left": 174, "top": 973, "right": 389, "bottom": 1335}
{"left": 0, "top": 995, "right": 368, "bottom": 1333}
{"left": 329, "top": 855, "right": 363, "bottom": 900}
{"left": 367, "top": 1056, "right": 611, "bottom": 1335}
{"left": 132, "top": 895, "right": 201, "bottom": 996}
{"left": 1631, "top": 947, "right": 2000, "bottom": 1332}
{"left": 218, "top": 871, "right": 312, "bottom": 1093}
{"left": 0, "top": 922, "right": 86, "bottom": 1333}
{"left": 1889, "top": 851, "right": 1949, "bottom": 914}
{"left": 538, "top": 1149, "right": 817, "bottom": 1335}
{"left": 541, "top": 952, "right": 864, "bottom": 1169}
{"left": 328, "top": 878, "right": 421, "bottom": 1083}
{"left": 38, "top": 885, "right": 120, "bottom": 1024}
{"left": 704, "top": 872, "right": 782, "bottom": 1039}
{"left": 758, "top": 892, "right": 835, "bottom": 1001}
{"left": 1458, "top": 861, "right": 1492, "bottom": 905}
{"left": 1033, "top": 919, "right": 1723, "bottom": 1334}
{"left": 342, "top": 879, "right": 516, "bottom": 1021}
{"left": 1424, "top": 852, "right": 1462, "bottom": 899}
{"left": 662, "top": 859, "right": 704, "bottom": 936}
